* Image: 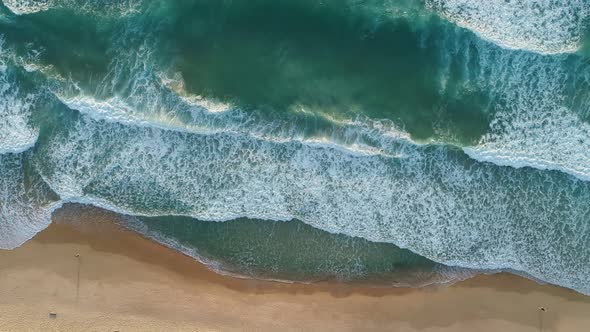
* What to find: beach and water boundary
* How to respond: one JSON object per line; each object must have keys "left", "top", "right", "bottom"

{"left": 1, "top": 203, "right": 590, "bottom": 332}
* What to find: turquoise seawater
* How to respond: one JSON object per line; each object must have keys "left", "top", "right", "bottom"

{"left": 0, "top": 0, "right": 590, "bottom": 293}
{"left": 128, "top": 214, "right": 460, "bottom": 285}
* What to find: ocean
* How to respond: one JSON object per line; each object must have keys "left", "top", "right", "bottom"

{"left": 0, "top": 0, "right": 589, "bottom": 294}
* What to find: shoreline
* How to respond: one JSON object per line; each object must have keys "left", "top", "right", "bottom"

{"left": 0, "top": 211, "right": 589, "bottom": 331}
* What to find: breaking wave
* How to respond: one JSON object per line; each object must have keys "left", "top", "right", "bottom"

{"left": 28, "top": 108, "right": 590, "bottom": 295}
{"left": 434, "top": 34, "right": 590, "bottom": 181}
{"left": 2, "top": 0, "right": 142, "bottom": 16}
{"left": 0, "top": 153, "right": 59, "bottom": 249}
{"left": 426, "top": 0, "right": 590, "bottom": 54}
{"left": 0, "top": 41, "right": 39, "bottom": 154}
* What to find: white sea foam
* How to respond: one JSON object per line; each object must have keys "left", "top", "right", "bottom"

{"left": 59, "top": 95, "right": 195, "bottom": 131}
{"left": 426, "top": 0, "right": 590, "bottom": 54}
{"left": 32, "top": 112, "right": 590, "bottom": 295}
{"left": 2, "top": 0, "right": 50, "bottom": 15}
{"left": 157, "top": 72, "right": 232, "bottom": 114}
{"left": 57, "top": 92, "right": 411, "bottom": 161}
{"left": 0, "top": 88, "right": 39, "bottom": 154}
{"left": 0, "top": 153, "right": 59, "bottom": 249}
{"left": 52, "top": 33, "right": 590, "bottom": 187}
{"left": 51, "top": 33, "right": 410, "bottom": 159}
{"left": 442, "top": 36, "right": 590, "bottom": 181}
{"left": 464, "top": 106, "right": 590, "bottom": 181}
{"left": 47, "top": 18, "right": 590, "bottom": 184}
{"left": 49, "top": 37, "right": 256, "bottom": 136}
{"left": 0, "top": 41, "right": 39, "bottom": 155}
{"left": 2, "top": 0, "right": 141, "bottom": 16}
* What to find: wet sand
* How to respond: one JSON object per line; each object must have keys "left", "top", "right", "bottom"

{"left": 0, "top": 211, "right": 589, "bottom": 331}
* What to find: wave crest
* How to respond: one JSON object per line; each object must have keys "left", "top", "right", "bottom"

{"left": 435, "top": 34, "right": 590, "bottom": 181}
{"left": 2, "top": 0, "right": 50, "bottom": 15}
{"left": 0, "top": 153, "right": 59, "bottom": 249}
{"left": 0, "top": 41, "right": 39, "bottom": 155}
{"left": 427, "top": 0, "right": 589, "bottom": 54}
{"left": 30, "top": 111, "right": 590, "bottom": 295}
{"left": 2, "top": 0, "right": 141, "bottom": 16}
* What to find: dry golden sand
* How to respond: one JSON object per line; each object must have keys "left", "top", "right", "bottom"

{"left": 1, "top": 212, "right": 589, "bottom": 331}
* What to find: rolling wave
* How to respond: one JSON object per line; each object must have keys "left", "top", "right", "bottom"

{"left": 0, "top": 153, "right": 59, "bottom": 249}
{"left": 471, "top": 51, "right": 590, "bottom": 180}
{"left": 5, "top": 0, "right": 587, "bottom": 55}
{"left": 434, "top": 35, "right": 590, "bottom": 181}
{"left": 29, "top": 108, "right": 590, "bottom": 295}
{"left": 465, "top": 106, "right": 590, "bottom": 181}
{"left": 0, "top": 42, "right": 39, "bottom": 155}
{"left": 52, "top": 28, "right": 590, "bottom": 182}
{"left": 57, "top": 93, "right": 408, "bottom": 159}
{"left": 1, "top": 0, "right": 142, "bottom": 16}
{"left": 47, "top": 34, "right": 412, "bottom": 158}
{"left": 2, "top": 0, "right": 50, "bottom": 15}
{"left": 426, "top": 0, "right": 590, "bottom": 54}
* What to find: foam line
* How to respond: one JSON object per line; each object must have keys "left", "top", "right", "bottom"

{"left": 0, "top": 41, "right": 39, "bottom": 155}
{"left": 426, "top": 0, "right": 589, "bottom": 54}
{"left": 32, "top": 113, "right": 590, "bottom": 295}
{"left": 0, "top": 153, "right": 60, "bottom": 249}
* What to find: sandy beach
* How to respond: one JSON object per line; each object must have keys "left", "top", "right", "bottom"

{"left": 0, "top": 210, "right": 589, "bottom": 332}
